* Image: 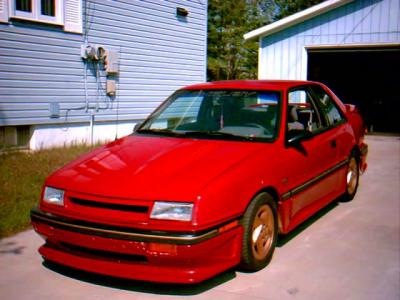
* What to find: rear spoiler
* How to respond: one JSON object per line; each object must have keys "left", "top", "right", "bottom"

{"left": 344, "top": 104, "right": 357, "bottom": 113}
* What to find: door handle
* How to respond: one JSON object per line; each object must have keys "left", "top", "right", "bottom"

{"left": 331, "top": 139, "right": 337, "bottom": 148}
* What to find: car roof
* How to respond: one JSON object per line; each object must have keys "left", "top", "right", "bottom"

{"left": 182, "top": 80, "right": 317, "bottom": 91}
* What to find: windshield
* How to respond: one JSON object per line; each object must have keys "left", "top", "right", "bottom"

{"left": 138, "top": 89, "right": 281, "bottom": 142}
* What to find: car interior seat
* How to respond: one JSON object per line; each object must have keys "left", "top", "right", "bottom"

{"left": 288, "top": 106, "right": 305, "bottom": 131}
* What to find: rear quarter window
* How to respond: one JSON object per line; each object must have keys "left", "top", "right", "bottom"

{"left": 310, "top": 85, "right": 345, "bottom": 126}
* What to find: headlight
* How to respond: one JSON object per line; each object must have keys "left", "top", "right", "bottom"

{"left": 150, "top": 201, "right": 193, "bottom": 221}
{"left": 43, "top": 187, "right": 65, "bottom": 206}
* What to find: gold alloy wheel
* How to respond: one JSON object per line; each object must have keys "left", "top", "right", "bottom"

{"left": 251, "top": 204, "right": 274, "bottom": 261}
{"left": 347, "top": 157, "right": 358, "bottom": 195}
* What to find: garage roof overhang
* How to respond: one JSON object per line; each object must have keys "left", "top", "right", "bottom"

{"left": 244, "top": 0, "right": 353, "bottom": 41}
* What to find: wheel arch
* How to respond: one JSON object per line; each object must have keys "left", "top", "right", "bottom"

{"left": 238, "top": 186, "right": 279, "bottom": 271}
{"left": 351, "top": 145, "right": 362, "bottom": 164}
{"left": 242, "top": 186, "right": 283, "bottom": 233}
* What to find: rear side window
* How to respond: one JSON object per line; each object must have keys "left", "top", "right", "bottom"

{"left": 310, "top": 85, "right": 344, "bottom": 126}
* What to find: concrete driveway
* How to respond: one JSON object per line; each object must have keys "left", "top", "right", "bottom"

{"left": 1, "top": 135, "right": 399, "bottom": 300}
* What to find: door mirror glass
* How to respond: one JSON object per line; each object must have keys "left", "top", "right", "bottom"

{"left": 287, "top": 129, "right": 312, "bottom": 145}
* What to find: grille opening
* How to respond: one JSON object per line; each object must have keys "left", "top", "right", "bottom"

{"left": 70, "top": 197, "right": 149, "bottom": 213}
{"left": 55, "top": 242, "right": 148, "bottom": 263}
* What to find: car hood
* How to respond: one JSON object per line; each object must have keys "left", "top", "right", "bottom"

{"left": 47, "top": 134, "right": 267, "bottom": 201}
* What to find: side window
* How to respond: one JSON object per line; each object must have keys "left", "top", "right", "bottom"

{"left": 1, "top": 0, "right": 83, "bottom": 33}
{"left": 287, "top": 89, "right": 323, "bottom": 133}
{"left": 310, "top": 85, "right": 344, "bottom": 126}
{"left": 11, "top": 0, "right": 62, "bottom": 24}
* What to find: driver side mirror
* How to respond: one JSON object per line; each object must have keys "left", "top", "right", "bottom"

{"left": 287, "top": 129, "right": 312, "bottom": 145}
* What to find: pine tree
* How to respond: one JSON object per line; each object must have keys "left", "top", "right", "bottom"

{"left": 207, "top": 0, "right": 274, "bottom": 81}
{"left": 274, "top": 0, "right": 325, "bottom": 20}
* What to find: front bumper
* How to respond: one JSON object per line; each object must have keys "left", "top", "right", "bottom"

{"left": 31, "top": 207, "right": 242, "bottom": 283}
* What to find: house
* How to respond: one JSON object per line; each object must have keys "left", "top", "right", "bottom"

{"left": 0, "top": 0, "right": 208, "bottom": 149}
{"left": 244, "top": 0, "right": 400, "bottom": 133}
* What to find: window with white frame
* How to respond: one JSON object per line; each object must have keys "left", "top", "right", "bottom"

{"left": 12, "top": 0, "right": 63, "bottom": 24}
{"left": 0, "top": 0, "right": 82, "bottom": 33}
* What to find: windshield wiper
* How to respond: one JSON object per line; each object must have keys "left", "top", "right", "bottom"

{"left": 137, "top": 129, "right": 254, "bottom": 141}
{"left": 136, "top": 128, "right": 184, "bottom": 137}
{"left": 182, "top": 130, "right": 253, "bottom": 141}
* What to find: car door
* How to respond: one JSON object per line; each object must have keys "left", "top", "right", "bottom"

{"left": 309, "top": 84, "right": 351, "bottom": 168}
{"left": 282, "top": 86, "right": 341, "bottom": 230}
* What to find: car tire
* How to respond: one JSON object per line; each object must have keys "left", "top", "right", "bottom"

{"left": 239, "top": 192, "right": 278, "bottom": 271}
{"left": 341, "top": 153, "right": 360, "bottom": 202}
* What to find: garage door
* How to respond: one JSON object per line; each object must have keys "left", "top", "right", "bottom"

{"left": 307, "top": 46, "right": 400, "bottom": 134}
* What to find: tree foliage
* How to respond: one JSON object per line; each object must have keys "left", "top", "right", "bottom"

{"left": 207, "top": 0, "right": 325, "bottom": 81}
{"left": 274, "top": 0, "right": 325, "bottom": 20}
{"left": 207, "top": 0, "right": 274, "bottom": 81}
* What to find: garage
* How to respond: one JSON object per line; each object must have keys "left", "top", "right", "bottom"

{"left": 307, "top": 45, "right": 400, "bottom": 133}
{"left": 244, "top": 0, "right": 400, "bottom": 134}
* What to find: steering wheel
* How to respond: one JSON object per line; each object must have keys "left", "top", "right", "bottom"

{"left": 243, "top": 123, "right": 271, "bottom": 135}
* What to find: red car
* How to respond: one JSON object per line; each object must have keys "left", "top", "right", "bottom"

{"left": 31, "top": 80, "right": 368, "bottom": 284}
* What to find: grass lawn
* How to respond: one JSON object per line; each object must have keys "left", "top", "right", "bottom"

{"left": 0, "top": 144, "right": 98, "bottom": 238}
